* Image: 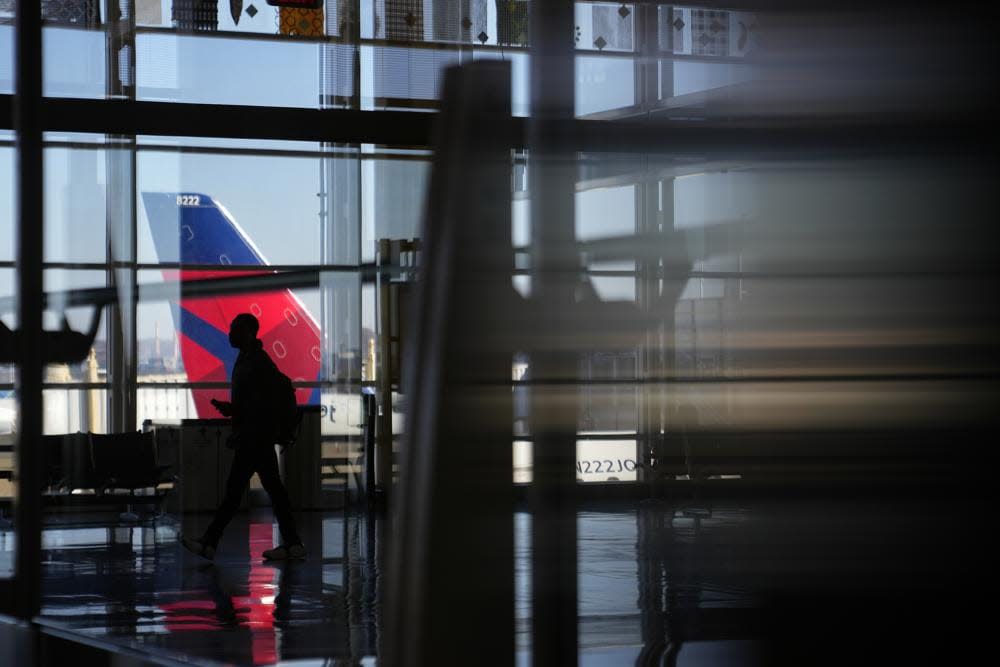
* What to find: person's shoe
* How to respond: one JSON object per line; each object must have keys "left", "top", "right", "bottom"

{"left": 181, "top": 535, "right": 216, "bottom": 561}
{"left": 262, "top": 543, "right": 306, "bottom": 561}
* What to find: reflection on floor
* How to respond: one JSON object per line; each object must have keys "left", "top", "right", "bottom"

{"left": 36, "top": 508, "right": 382, "bottom": 666}
{"left": 537, "top": 497, "right": 988, "bottom": 665}
{"left": 21, "top": 493, "right": 988, "bottom": 666}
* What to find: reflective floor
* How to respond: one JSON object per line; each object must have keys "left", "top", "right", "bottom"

{"left": 34, "top": 509, "right": 375, "bottom": 666}
{"left": 561, "top": 496, "right": 989, "bottom": 665}
{"left": 4, "top": 491, "right": 987, "bottom": 665}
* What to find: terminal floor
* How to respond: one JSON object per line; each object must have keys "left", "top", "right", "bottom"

{"left": 2, "top": 493, "right": 989, "bottom": 665}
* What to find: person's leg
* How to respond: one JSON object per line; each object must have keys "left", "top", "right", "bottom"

{"left": 254, "top": 445, "right": 302, "bottom": 547}
{"left": 201, "top": 446, "right": 255, "bottom": 549}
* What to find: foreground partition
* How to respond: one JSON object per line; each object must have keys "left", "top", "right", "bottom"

{"left": 386, "top": 60, "right": 516, "bottom": 667}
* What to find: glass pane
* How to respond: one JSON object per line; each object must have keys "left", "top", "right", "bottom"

{"left": 669, "top": 59, "right": 758, "bottom": 98}
{"left": 662, "top": 6, "right": 758, "bottom": 59}
{"left": 137, "top": 32, "right": 323, "bottom": 107}
{"left": 369, "top": 155, "right": 429, "bottom": 247}
{"left": 43, "top": 135, "right": 109, "bottom": 263}
{"left": 137, "top": 145, "right": 328, "bottom": 265}
{"left": 576, "top": 183, "right": 635, "bottom": 241}
{"left": 43, "top": 26, "right": 106, "bottom": 99}
{"left": 318, "top": 271, "right": 362, "bottom": 497}
{"left": 0, "top": 21, "right": 11, "bottom": 95}
{"left": 41, "top": 271, "right": 109, "bottom": 432}
{"left": 575, "top": 3, "right": 635, "bottom": 53}
{"left": 136, "top": 270, "right": 194, "bottom": 423}
{"left": 0, "top": 131, "right": 13, "bottom": 261}
{"left": 42, "top": 386, "right": 107, "bottom": 434}
{"left": 576, "top": 54, "right": 635, "bottom": 117}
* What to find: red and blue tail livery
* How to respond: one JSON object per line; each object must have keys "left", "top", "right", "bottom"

{"left": 141, "top": 192, "right": 321, "bottom": 417}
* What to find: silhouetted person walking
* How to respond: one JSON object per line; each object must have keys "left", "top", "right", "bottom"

{"left": 181, "top": 313, "right": 305, "bottom": 561}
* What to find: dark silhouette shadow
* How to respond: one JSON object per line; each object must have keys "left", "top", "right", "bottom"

{"left": 183, "top": 313, "right": 303, "bottom": 560}
{"left": 0, "top": 306, "right": 101, "bottom": 364}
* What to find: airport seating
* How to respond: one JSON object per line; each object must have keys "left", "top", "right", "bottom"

{"left": 40, "top": 432, "right": 92, "bottom": 491}
{"left": 90, "top": 431, "right": 173, "bottom": 494}
{"left": 39, "top": 431, "right": 176, "bottom": 518}
{"left": 4, "top": 431, "right": 176, "bottom": 524}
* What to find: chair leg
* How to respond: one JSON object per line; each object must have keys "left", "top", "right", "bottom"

{"left": 120, "top": 502, "right": 139, "bottom": 522}
{"left": 152, "top": 497, "right": 168, "bottom": 523}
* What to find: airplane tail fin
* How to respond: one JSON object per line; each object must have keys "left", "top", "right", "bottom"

{"left": 141, "top": 192, "right": 322, "bottom": 417}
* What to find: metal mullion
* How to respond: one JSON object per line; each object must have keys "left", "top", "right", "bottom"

{"left": 634, "top": 3, "right": 660, "bottom": 483}
{"left": 55, "top": 370, "right": 1000, "bottom": 391}
{"left": 2, "top": 95, "right": 991, "bottom": 157}
{"left": 134, "top": 380, "right": 340, "bottom": 389}
{"left": 364, "top": 37, "right": 527, "bottom": 56}
{"left": 575, "top": 48, "right": 637, "bottom": 57}
{"left": 635, "top": 4, "right": 662, "bottom": 481}
{"left": 134, "top": 24, "right": 535, "bottom": 55}
{"left": 41, "top": 262, "right": 112, "bottom": 270}
{"left": 137, "top": 144, "right": 333, "bottom": 160}
{"left": 137, "top": 144, "right": 429, "bottom": 161}
{"left": 317, "top": 0, "right": 363, "bottom": 507}
{"left": 7, "top": 97, "right": 440, "bottom": 146}
{"left": 14, "top": 20, "right": 98, "bottom": 32}
{"left": 133, "top": 24, "right": 341, "bottom": 45}
{"left": 104, "top": 0, "right": 138, "bottom": 433}
{"left": 1, "top": 269, "right": 333, "bottom": 313}
{"left": 637, "top": 171, "right": 661, "bottom": 484}
{"left": 41, "top": 382, "right": 109, "bottom": 390}
{"left": 136, "top": 382, "right": 231, "bottom": 390}
{"left": 568, "top": 432, "right": 639, "bottom": 441}
{"left": 370, "top": 97, "right": 441, "bottom": 111}
{"left": 136, "top": 262, "right": 363, "bottom": 272}
{"left": 530, "top": 2, "right": 579, "bottom": 665}
{"left": 13, "top": 0, "right": 44, "bottom": 621}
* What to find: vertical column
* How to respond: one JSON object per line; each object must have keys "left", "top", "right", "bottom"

{"left": 320, "top": 2, "right": 363, "bottom": 505}
{"left": 320, "top": 146, "right": 361, "bottom": 484}
{"left": 637, "top": 0, "right": 660, "bottom": 112}
{"left": 529, "top": 1, "right": 577, "bottom": 665}
{"left": 106, "top": 0, "right": 138, "bottom": 433}
{"left": 106, "top": 141, "right": 137, "bottom": 433}
{"left": 375, "top": 239, "right": 392, "bottom": 496}
{"left": 658, "top": 177, "right": 683, "bottom": 471}
{"left": 635, "top": 504, "right": 668, "bottom": 663}
{"left": 634, "top": 5, "right": 682, "bottom": 485}
{"left": 13, "top": 0, "right": 44, "bottom": 619}
{"left": 657, "top": 10, "right": 678, "bottom": 473}
{"left": 660, "top": 6, "right": 675, "bottom": 104}
{"left": 635, "top": 7, "right": 659, "bottom": 482}
{"left": 384, "top": 61, "right": 513, "bottom": 667}
{"left": 637, "top": 171, "right": 658, "bottom": 484}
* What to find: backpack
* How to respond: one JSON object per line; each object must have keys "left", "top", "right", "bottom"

{"left": 269, "top": 368, "right": 302, "bottom": 447}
